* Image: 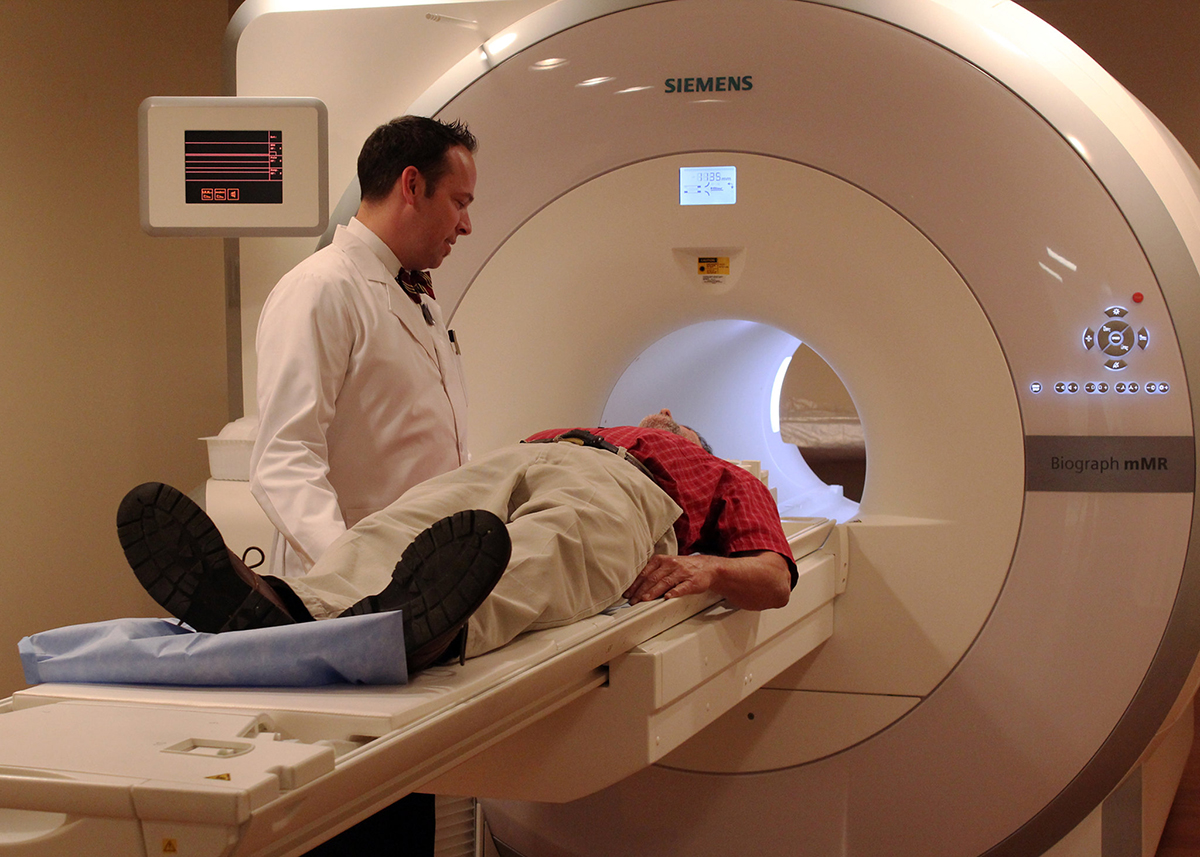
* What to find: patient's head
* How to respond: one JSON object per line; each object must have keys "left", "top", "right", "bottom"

{"left": 639, "top": 408, "right": 713, "bottom": 454}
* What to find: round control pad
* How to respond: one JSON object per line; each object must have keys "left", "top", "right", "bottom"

{"left": 1081, "top": 305, "right": 1149, "bottom": 371}
{"left": 1099, "top": 320, "right": 1133, "bottom": 356}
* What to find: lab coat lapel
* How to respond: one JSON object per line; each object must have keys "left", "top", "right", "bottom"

{"left": 383, "top": 281, "right": 439, "bottom": 364}
{"left": 332, "top": 227, "right": 439, "bottom": 363}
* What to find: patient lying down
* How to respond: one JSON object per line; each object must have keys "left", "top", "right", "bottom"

{"left": 117, "top": 410, "right": 796, "bottom": 676}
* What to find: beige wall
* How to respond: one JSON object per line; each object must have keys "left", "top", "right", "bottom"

{"left": 0, "top": 1, "right": 230, "bottom": 695}
{"left": 1016, "top": 0, "right": 1200, "bottom": 162}
{"left": 0, "top": 0, "right": 1194, "bottom": 699}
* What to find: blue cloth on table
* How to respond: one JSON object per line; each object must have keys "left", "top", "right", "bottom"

{"left": 18, "top": 613, "right": 408, "bottom": 687}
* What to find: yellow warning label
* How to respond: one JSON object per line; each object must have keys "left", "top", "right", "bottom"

{"left": 162, "top": 839, "right": 179, "bottom": 854}
{"left": 697, "top": 257, "right": 729, "bottom": 275}
{"left": 206, "top": 773, "right": 232, "bottom": 780}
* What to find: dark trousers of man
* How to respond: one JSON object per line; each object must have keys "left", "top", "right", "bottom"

{"left": 264, "top": 579, "right": 436, "bottom": 855}
{"left": 308, "top": 792, "right": 435, "bottom": 855}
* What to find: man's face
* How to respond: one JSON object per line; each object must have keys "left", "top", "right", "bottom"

{"left": 406, "top": 145, "right": 476, "bottom": 270}
{"left": 639, "top": 408, "right": 703, "bottom": 447}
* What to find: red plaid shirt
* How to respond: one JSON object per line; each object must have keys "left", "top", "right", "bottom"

{"left": 524, "top": 426, "right": 795, "bottom": 580}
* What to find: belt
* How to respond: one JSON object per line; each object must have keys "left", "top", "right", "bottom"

{"left": 526, "top": 429, "right": 658, "bottom": 485}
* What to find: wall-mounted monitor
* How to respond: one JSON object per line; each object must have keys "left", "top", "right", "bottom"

{"left": 139, "top": 96, "right": 328, "bottom": 236}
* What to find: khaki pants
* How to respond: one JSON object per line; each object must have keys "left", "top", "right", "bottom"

{"left": 283, "top": 442, "right": 681, "bottom": 657}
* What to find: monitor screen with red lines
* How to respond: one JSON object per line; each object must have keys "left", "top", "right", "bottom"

{"left": 185, "top": 130, "right": 283, "bottom": 204}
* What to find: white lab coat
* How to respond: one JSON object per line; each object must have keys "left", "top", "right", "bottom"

{"left": 250, "top": 219, "right": 468, "bottom": 577}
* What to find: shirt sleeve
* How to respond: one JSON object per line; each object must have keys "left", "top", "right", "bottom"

{"left": 249, "top": 270, "right": 356, "bottom": 571}
{"left": 707, "top": 466, "right": 799, "bottom": 586}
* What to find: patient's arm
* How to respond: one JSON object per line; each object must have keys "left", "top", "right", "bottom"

{"left": 623, "top": 550, "right": 792, "bottom": 611}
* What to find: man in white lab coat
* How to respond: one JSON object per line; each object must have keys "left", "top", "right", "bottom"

{"left": 251, "top": 115, "right": 476, "bottom": 578}
{"left": 247, "top": 115, "right": 477, "bottom": 856}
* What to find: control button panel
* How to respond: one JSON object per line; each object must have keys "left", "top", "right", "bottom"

{"left": 1027, "top": 294, "right": 1183, "bottom": 415}
{"left": 1035, "top": 381, "right": 1170, "bottom": 395}
{"left": 1082, "top": 306, "right": 1149, "bottom": 371}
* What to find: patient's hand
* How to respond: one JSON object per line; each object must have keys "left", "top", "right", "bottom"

{"left": 624, "top": 551, "right": 791, "bottom": 610}
{"left": 625, "top": 554, "right": 719, "bottom": 604}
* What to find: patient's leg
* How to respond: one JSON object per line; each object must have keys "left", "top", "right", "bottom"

{"left": 116, "top": 482, "right": 510, "bottom": 673}
{"left": 463, "top": 443, "right": 681, "bottom": 657}
{"left": 285, "top": 444, "right": 548, "bottom": 618}
{"left": 283, "top": 442, "right": 680, "bottom": 659}
{"left": 117, "top": 482, "right": 296, "bottom": 633}
{"left": 340, "top": 509, "right": 511, "bottom": 672}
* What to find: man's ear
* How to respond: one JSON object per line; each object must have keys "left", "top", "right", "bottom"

{"left": 397, "top": 165, "right": 424, "bottom": 205}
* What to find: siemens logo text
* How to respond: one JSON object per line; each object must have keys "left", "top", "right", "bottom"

{"left": 665, "top": 76, "right": 753, "bottom": 94}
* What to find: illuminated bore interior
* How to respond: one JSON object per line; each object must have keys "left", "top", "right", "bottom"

{"left": 601, "top": 320, "right": 864, "bottom": 516}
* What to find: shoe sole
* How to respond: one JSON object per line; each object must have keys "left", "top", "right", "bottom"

{"left": 342, "top": 509, "right": 511, "bottom": 671}
{"left": 116, "top": 482, "right": 292, "bottom": 633}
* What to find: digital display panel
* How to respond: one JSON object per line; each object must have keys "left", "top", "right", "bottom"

{"left": 139, "top": 96, "right": 327, "bottom": 236}
{"left": 680, "top": 166, "right": 736, "bottom": 205}
{"left": 185, "top": 130, "right": 283, "bottom": 204}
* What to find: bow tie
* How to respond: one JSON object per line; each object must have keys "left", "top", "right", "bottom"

{"left": 396, "top": 268, "right": 435, "bottom": 304}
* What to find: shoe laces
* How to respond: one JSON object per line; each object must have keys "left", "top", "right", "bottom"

{"left": 241, "top": 546, "right": 265, "bottom": 569}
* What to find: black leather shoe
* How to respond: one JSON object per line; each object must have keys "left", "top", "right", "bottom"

{"left": 340, "top": 509, "right": 511, "bottom": 673}
{"left": 116, "top": 482, "right": 296, "bottom": 633}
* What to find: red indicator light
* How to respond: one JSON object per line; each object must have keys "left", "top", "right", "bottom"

{"left": 1132, "top": 292, "right": 1144, "bottom": 303}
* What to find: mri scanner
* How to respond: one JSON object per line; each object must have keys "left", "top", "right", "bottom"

{"left": 3, "top": 0, "right": 1200, "bottom": 855}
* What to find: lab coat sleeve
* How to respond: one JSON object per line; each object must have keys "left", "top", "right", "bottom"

{"left": 250, "top": 271, "right": 357, "bottom": 571}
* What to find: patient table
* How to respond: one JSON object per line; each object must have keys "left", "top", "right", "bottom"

{"left": 0, "top": 519, "right": 839, "bottom": 857}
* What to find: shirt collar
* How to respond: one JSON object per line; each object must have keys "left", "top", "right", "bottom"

{"left": 346, "top": 216, "right": 402, "bottom": 280}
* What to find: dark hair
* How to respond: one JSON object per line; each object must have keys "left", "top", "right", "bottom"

{"left": 683, "top": 425, "right": 714, "bottom": 455}
{"left": 357, "top": 116, "right": 477, "bottom": 202}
